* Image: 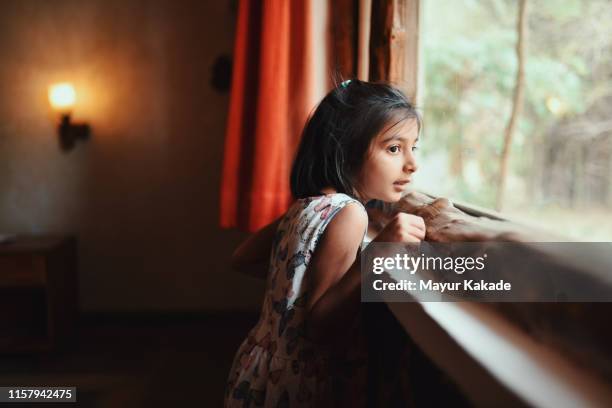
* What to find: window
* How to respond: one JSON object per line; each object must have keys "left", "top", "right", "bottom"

{"left": 414, "top": 0, "right": 612, "bottom": 241}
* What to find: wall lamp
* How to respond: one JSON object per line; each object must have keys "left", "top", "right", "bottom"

{"left": 48, "top": 82, "right": 90, "bottom": 152}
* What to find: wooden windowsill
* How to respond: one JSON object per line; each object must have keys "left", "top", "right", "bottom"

{"left": 385, "top": 300, "right": 612, "bottom": 407}
{"left": 365, "top": 191, "right": 612, "bottom": 407}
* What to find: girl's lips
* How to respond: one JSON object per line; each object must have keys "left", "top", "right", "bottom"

{"left": 393, "top": 180, "right": 411, "bottom": 192}
{"left": 393, "top": 180, "right": 411, "bottom": 185}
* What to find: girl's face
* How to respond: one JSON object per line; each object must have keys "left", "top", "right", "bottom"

{"left": 355, "top": 118, "right": 419, "bottom": 203}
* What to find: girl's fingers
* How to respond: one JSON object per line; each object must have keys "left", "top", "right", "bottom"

{"left": 407, "top": 215, "right": 426, "bottom": 233}
{"left": 411, "top": 225, "right": 426, "bottom": 240}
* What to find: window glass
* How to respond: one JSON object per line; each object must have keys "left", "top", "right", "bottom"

{"left": 414, "top": 0, "right": 612, "bottom": 241}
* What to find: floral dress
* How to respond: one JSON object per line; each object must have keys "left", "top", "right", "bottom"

{"left": 225, "top": 193, "right": 369, "bottom": 407}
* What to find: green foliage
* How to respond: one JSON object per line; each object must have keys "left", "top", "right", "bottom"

{"left": 419, "top": 0, "right": 610, "bottom": 212}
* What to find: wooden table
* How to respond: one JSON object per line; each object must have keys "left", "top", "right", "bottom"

{"left": 0, "top": 236, "right": 77, "bottom": 353}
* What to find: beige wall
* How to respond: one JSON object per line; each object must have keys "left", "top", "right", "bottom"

{"left": 0, "top": 0, "right": 265, "bottom": 312}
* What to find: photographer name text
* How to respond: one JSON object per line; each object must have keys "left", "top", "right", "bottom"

{"left": 372, "top": 279, "right": 511, "bottom": 292}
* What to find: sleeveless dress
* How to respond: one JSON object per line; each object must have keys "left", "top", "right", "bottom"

{"left": 225, "top": 193, "right": 369, "bottom": 407}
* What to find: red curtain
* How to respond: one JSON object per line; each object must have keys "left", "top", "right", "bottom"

{"left": 220, "top": 0, "right": 358, "bottom": 231}
{"left": 220, "top": 0, "right": 313, "bottom": 231}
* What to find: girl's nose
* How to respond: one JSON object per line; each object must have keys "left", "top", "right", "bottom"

{"left": 404, "top": 152, "right": 418, "bottom": 173}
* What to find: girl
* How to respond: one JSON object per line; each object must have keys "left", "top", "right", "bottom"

{"left": 225, "top": 79, "right": 425, "bottom": 407}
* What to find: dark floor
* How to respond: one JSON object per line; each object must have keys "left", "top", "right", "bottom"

{"left": 0, "top": 313, "right": 258, "bottom": 407}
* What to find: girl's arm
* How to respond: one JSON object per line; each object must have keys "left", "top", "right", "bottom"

{"left": 304, "top": 203, "right": 368, "bottom": 344}
{"left": 305, "top": 208, "right": 425, "bottom": 345}
{"left": 231, "top": 216, "right": 283, "bottom": 279}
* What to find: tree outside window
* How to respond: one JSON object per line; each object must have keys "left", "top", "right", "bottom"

{"left": 413, "top": 0, "right": 612, "bottom": 241}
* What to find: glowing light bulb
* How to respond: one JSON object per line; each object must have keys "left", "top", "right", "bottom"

{"left": 48, "top": 83, "right": 76, "bottom": 111}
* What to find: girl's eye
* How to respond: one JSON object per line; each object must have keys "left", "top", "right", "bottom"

{"left": 411, "top": 146, "right": 419, "bottom": 152}
{"left": 388, "top": 145, "right": 401, "bottom": 154}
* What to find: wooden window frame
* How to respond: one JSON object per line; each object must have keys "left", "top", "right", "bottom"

{"left": 366, "top": 1, "right": 612, "bottom": 406}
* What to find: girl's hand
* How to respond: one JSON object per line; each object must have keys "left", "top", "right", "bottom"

{"left": 372, "top": 212, "right": 426, "bottom": 243}
{"left": 231, "top": 215, "right": 284, "bottom": 279}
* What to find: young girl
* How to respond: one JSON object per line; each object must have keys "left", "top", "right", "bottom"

{"left": 225, "top": 79, "right": 425, "bottom": 407}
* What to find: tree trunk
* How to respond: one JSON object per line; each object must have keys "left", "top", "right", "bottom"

{"left": 495, "top": 0, "right": 528, "bottom": 211}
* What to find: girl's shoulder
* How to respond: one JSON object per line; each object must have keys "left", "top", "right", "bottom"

{"left": 273, "top": 193, "right": 367, "bottom": 265}
{"left": 297, "top": 192, "right": 365, "bottom": 209}
{"left": 292, "top": 193, "right": 366, "bottom": 221}
{"left": 281, "top": 192, "right": 367, "bottom": 235}
{"left": 300, "top": 193, "right": 368, "bottom": 251}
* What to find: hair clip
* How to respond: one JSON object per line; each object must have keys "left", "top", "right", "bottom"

{"left": 340, "top": 79, "right": 352, "bottom": 88}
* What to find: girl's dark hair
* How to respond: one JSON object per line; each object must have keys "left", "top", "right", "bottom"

{"left": 290, "top": 79, "right": 420, "bottom": 199}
